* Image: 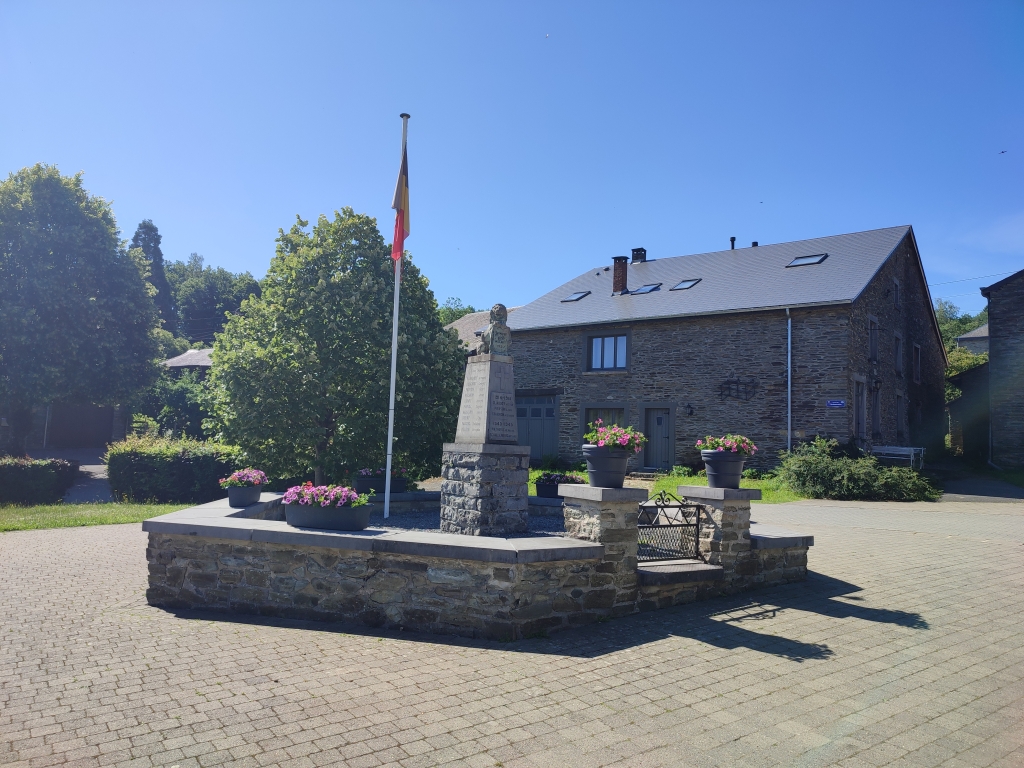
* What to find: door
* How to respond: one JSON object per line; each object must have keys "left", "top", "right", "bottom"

{"left": 644, "top": 408, "right": 672, "bottom": 469}
{"left": 854, "top": 381, "right": 866, "bottom": 441}
{"left": 516, "top": 396, "right": 558, "bottom": 461}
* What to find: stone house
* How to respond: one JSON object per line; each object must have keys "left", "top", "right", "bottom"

{"left": 980, "top": 270, "right": 1024, "bottom": 467}
{"left": 956, "top": 323, "right": 989, "bottom": 355}
{"left": 505, "top": 226, "right": 947, "bottom": 468}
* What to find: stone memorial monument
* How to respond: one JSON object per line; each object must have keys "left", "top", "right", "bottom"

{"left": 440, "top": 304, "right": 531, "bottom": 535}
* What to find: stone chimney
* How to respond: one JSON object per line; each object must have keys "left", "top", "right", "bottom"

{"left": 612, "top": 256, "right": 628, "bottom": 294}
{"left": 631, "top": 247, "right": 647, "bottom": 264}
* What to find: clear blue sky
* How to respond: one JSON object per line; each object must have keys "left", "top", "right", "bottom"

{"left": 2, "top": 1, "right": 1021, "bottom": 315}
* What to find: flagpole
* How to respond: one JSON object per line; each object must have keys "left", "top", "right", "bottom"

{"left": 384, "top": 113, "right": 409, "bottom": 519}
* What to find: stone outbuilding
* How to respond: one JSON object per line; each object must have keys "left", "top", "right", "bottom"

{"left": 980, "top": 270, "right": 1024, "bottom": 468}
{"left": 505, "top": 226, "right": 947, "bottom": 468}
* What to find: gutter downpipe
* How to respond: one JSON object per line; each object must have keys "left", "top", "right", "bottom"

{"left": 786, "top": 308, "right": 792, "bottom": 452}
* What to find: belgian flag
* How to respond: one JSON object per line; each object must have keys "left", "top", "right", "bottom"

{"left": 390, "top": 115, "right": 410, "bottom": 262}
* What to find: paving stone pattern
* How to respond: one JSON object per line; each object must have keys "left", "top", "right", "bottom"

{"left": 3, "top": 499, "right": 1023, "bottom": 768}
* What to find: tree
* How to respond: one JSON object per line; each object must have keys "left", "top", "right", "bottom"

{"left": 206, "top": 208, "right": 465, "bottom": 483}
{"left": 137, "top": 369, "right": 210, "bottom": 439}
{"left": 438, "top": 296, "right": 477, "bottom": 326}
{"left": 0, "top": 164, "right": 161, "bottom": 451}
{"left": 131, "top": 220, "right": 177, "bottom": 335}
{"left": 934, "top": 299, "right": 988, "bottom": 353}
{"left": 165, "top": 254, "right": 261, "bottom": 344}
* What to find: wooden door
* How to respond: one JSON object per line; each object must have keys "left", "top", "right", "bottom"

{"left": 644, "top": 408, "right": 672, "bottom": 469}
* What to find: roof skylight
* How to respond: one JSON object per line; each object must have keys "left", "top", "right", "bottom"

{"left": 787, "top": 253, "right": 828, "bottom": 267}
{"left": 561, "top": 290, "right": 591, "bottom": 302}
{"left": 631, "top": 283, "right": 662, "bottom": 295}
{"left": 671, "top": 278, "right": 701, "bottom": 291}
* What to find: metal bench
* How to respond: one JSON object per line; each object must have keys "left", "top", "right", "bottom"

{"left": 870, "top": 445, "right": 925, "bottom": 470}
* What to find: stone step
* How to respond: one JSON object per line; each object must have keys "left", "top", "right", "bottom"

{"left": 637, "top": 560, "right": 724, "bottom": 586}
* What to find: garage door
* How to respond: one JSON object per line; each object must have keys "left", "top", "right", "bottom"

{"left": 517, "top": 395, "right": 558, "bottom": 461}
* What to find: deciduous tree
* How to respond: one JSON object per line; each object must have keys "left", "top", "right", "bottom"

{"left": 206, "top": 209, "right": 464, "bottom": 483}
{"left": 0, "top": 165, "right": 160, "bottom": 450}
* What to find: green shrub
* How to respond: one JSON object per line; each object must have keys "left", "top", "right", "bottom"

{"left": 670, "top": 465, "right": 695, "bottom": 477}
{"left": 0, "top": 457, "right": 78, "bottom": 505}
{"left": 106, "top": 436, "right": 243, "bottom": 503}
{"left": 778, "top": 437, "right": 939, "bottom": 501}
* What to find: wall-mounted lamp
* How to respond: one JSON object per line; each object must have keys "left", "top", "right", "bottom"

{"left": 685, "top": 404, "right": 695, "bottom": 416}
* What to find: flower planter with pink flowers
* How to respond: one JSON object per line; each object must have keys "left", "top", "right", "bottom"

{"left": 581, "top": 419, "right": 647, "bottom": 488}
{"left": 696, "top": 435, "right": 758, "bottom": 489}
{"left": 283, "top": 482, "right": 372, "bottom": 531}
{"left": 219, "top": 468, "right": 269, "bottom": 508}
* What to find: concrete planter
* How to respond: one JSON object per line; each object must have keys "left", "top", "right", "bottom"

{"left": 227, "top": 486, "right": 261, "bottom": 508}
{"left": 700, "top": 450, "right": 746, "bottom": 489}
{"left": 354, "top": 476, "right": 406, "bottom": 494}
{"left": 582, "top": 444, "right": 629, "bottom": 488}
{"left": 535, "top": 482, "right": 560, "bottom": 498}
{"left": 284, "top": 503, "right": 372, "bottom": 531}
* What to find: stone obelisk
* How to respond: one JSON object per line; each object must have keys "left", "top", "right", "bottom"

{"left": 440, "top": 304, "right": 530, "bottom": 536}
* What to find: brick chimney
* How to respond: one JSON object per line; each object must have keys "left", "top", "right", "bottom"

{"left": 612, "top": 256, "right": 628, "bottom": 294}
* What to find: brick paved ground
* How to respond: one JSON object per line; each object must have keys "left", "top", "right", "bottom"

{"left": 2, "top": 500, "right": 1023, "bottom": 768}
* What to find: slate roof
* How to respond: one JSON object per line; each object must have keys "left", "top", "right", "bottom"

{"left": 445, "top": 307, "right": 519, "bottom": 346}
{"left": 980, "top": 267, "right": 1024, "bottom": 297}
{"left": 956, "top": 323, "right": 989, "bottom": 341}
{"left": 163, "top": 348, "right": 213, "bottom": 368}
{"left": 508, "top": 226, "right": 914, "bottom": 332}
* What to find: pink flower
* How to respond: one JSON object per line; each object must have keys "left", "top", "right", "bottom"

{"left": 597, "top": 440, "right": 605, "bottom": 447}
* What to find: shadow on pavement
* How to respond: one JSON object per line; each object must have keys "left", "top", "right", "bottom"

{"left": 156, "top": 569, "right": 926, "bottom": 662}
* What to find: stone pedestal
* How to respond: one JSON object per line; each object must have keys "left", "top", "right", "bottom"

{"left": 678, "top": 485, "right": 761, "bottom": 588}
{"left": 560, "top": 485, "right": 649, "bottom": 616}
{"left": 453, "top": 354, "right": 517, "bottom": 445}
{"left": 440, "top": 443, "right": 530, "bottom": 535}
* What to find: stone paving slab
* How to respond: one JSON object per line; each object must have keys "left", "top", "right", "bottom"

{"left": 2, "top": 499, "right": 1023, "bottom": 767}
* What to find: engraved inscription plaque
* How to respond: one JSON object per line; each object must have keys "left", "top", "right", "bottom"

{"left": 454, "top": 362, "right": 489, "bottom": 442}
{"left": 487, "top": 391, "right": 518, "bottom": 442}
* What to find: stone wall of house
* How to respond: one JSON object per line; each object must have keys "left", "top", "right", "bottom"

{"left": 512, "top": 231, "right": 946, "bottom": 467}
{"left": 147, "top": 533, "right": 624, "bottom": 640}
{"left": 988, "top": 272, "right": 1024, "bottom": 467}
{"left": 513, "top": 307, "right": 852, "bottom": 469}
{"left": 847, "top": 234, "right": 946, "bottom": 452}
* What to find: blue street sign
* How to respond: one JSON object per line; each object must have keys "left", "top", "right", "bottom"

{"left": 826, "top": 400, "right": 846, "bottom": 408}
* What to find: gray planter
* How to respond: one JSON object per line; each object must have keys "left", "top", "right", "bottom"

{"left": 700, "top": 450, "right": 746, "bottom": 489}
{"left": 354, "top": 476, "right": 406, "bottom": 494}
{"left": 582, "top": 444, "right": 630, "bottom": 488}
{"left": 284, "top": 503, "right": 372, "bottom": 531}
{"left": 535, "top": 482, "right": 560, "bottom": 498}
{"left": 227, "top": 486, "right": 261, "bottom": 508}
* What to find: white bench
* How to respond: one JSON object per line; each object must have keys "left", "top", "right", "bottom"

{"left": 871, "top": 445, "right": 925, "bottom": 470}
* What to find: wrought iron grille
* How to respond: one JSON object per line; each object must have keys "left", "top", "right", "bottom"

{"left": 637, "top": 490, "right": 707, "bottom": 563}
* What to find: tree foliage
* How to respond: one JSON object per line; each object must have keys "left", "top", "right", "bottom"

{"left": 136, "top": 369, "right": 210, "bottom": 439}
{"left": 130, "top": 219, "right": 177, "bottom": 334}
{"left": 438, "top": 296, "right": 477, "bottom": 326}
{"left": 0, "top": 164, "right": 160, "bottom": 450}
{"left": 934, "top": 299, "right": 987, "bottom": 354}
{"left": 206, "top": 209, "right": 465, "bottom": 483}
{"left": 165, "top": 253, "right": 261, "bottom": 344}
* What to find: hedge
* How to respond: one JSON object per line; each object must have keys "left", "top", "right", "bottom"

{"left": 106, "top": 436, "right": 243, "bottom": 503}
{"left": 778, "top": 437, "right": 940, "bottom": 502}
{"left": 0, "top": 457, "right": 79, "bottom": 505}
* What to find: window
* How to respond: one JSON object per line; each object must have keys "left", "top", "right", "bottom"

{"left": 561, "top": 291, "right": 590, "bottom": 302}
{"left": 894, "top": 333, "right": 904, "bottom": 375}
{"left": 786, "top": 253, "right": 828, "bottom": 267}
{"left": 913, "top": 344, "right": 921, "bottom": 384}
{"left": 894, "top": 280, "right": 901, "bottom": 309}
{"left": 871, "top": 387, "right": 882, "bottom": 439}
{"left": 631, "top": 283, "right": 661, "bottom": 295}
{"left": 671, "top": 278, "right": 701, "bottom": 291}
{"left": 868, "top": 317, "right": 879, "bottom": 362}
{"left": 589, "top": 335, "right": 627, "bottom": 370}
{"left": 585, "top": 408, "right": 625, "bottom": 430}
{"left": 896, "top": 394, "right": 905, "bottom": 442}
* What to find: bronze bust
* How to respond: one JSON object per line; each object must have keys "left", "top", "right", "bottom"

{"left": 478, "top": 303, "right": 511, "bottom": 356}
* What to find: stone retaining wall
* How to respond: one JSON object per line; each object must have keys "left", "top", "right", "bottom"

{"left": 147, "top": 532, "right": 619, "bottom": 640}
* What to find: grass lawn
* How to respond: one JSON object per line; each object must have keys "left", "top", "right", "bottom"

{"left": 0, "top": 503, "right": 189, "bottom": 532}
{"left": 651, "top": 474, "right": 806, "bottom": 504}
